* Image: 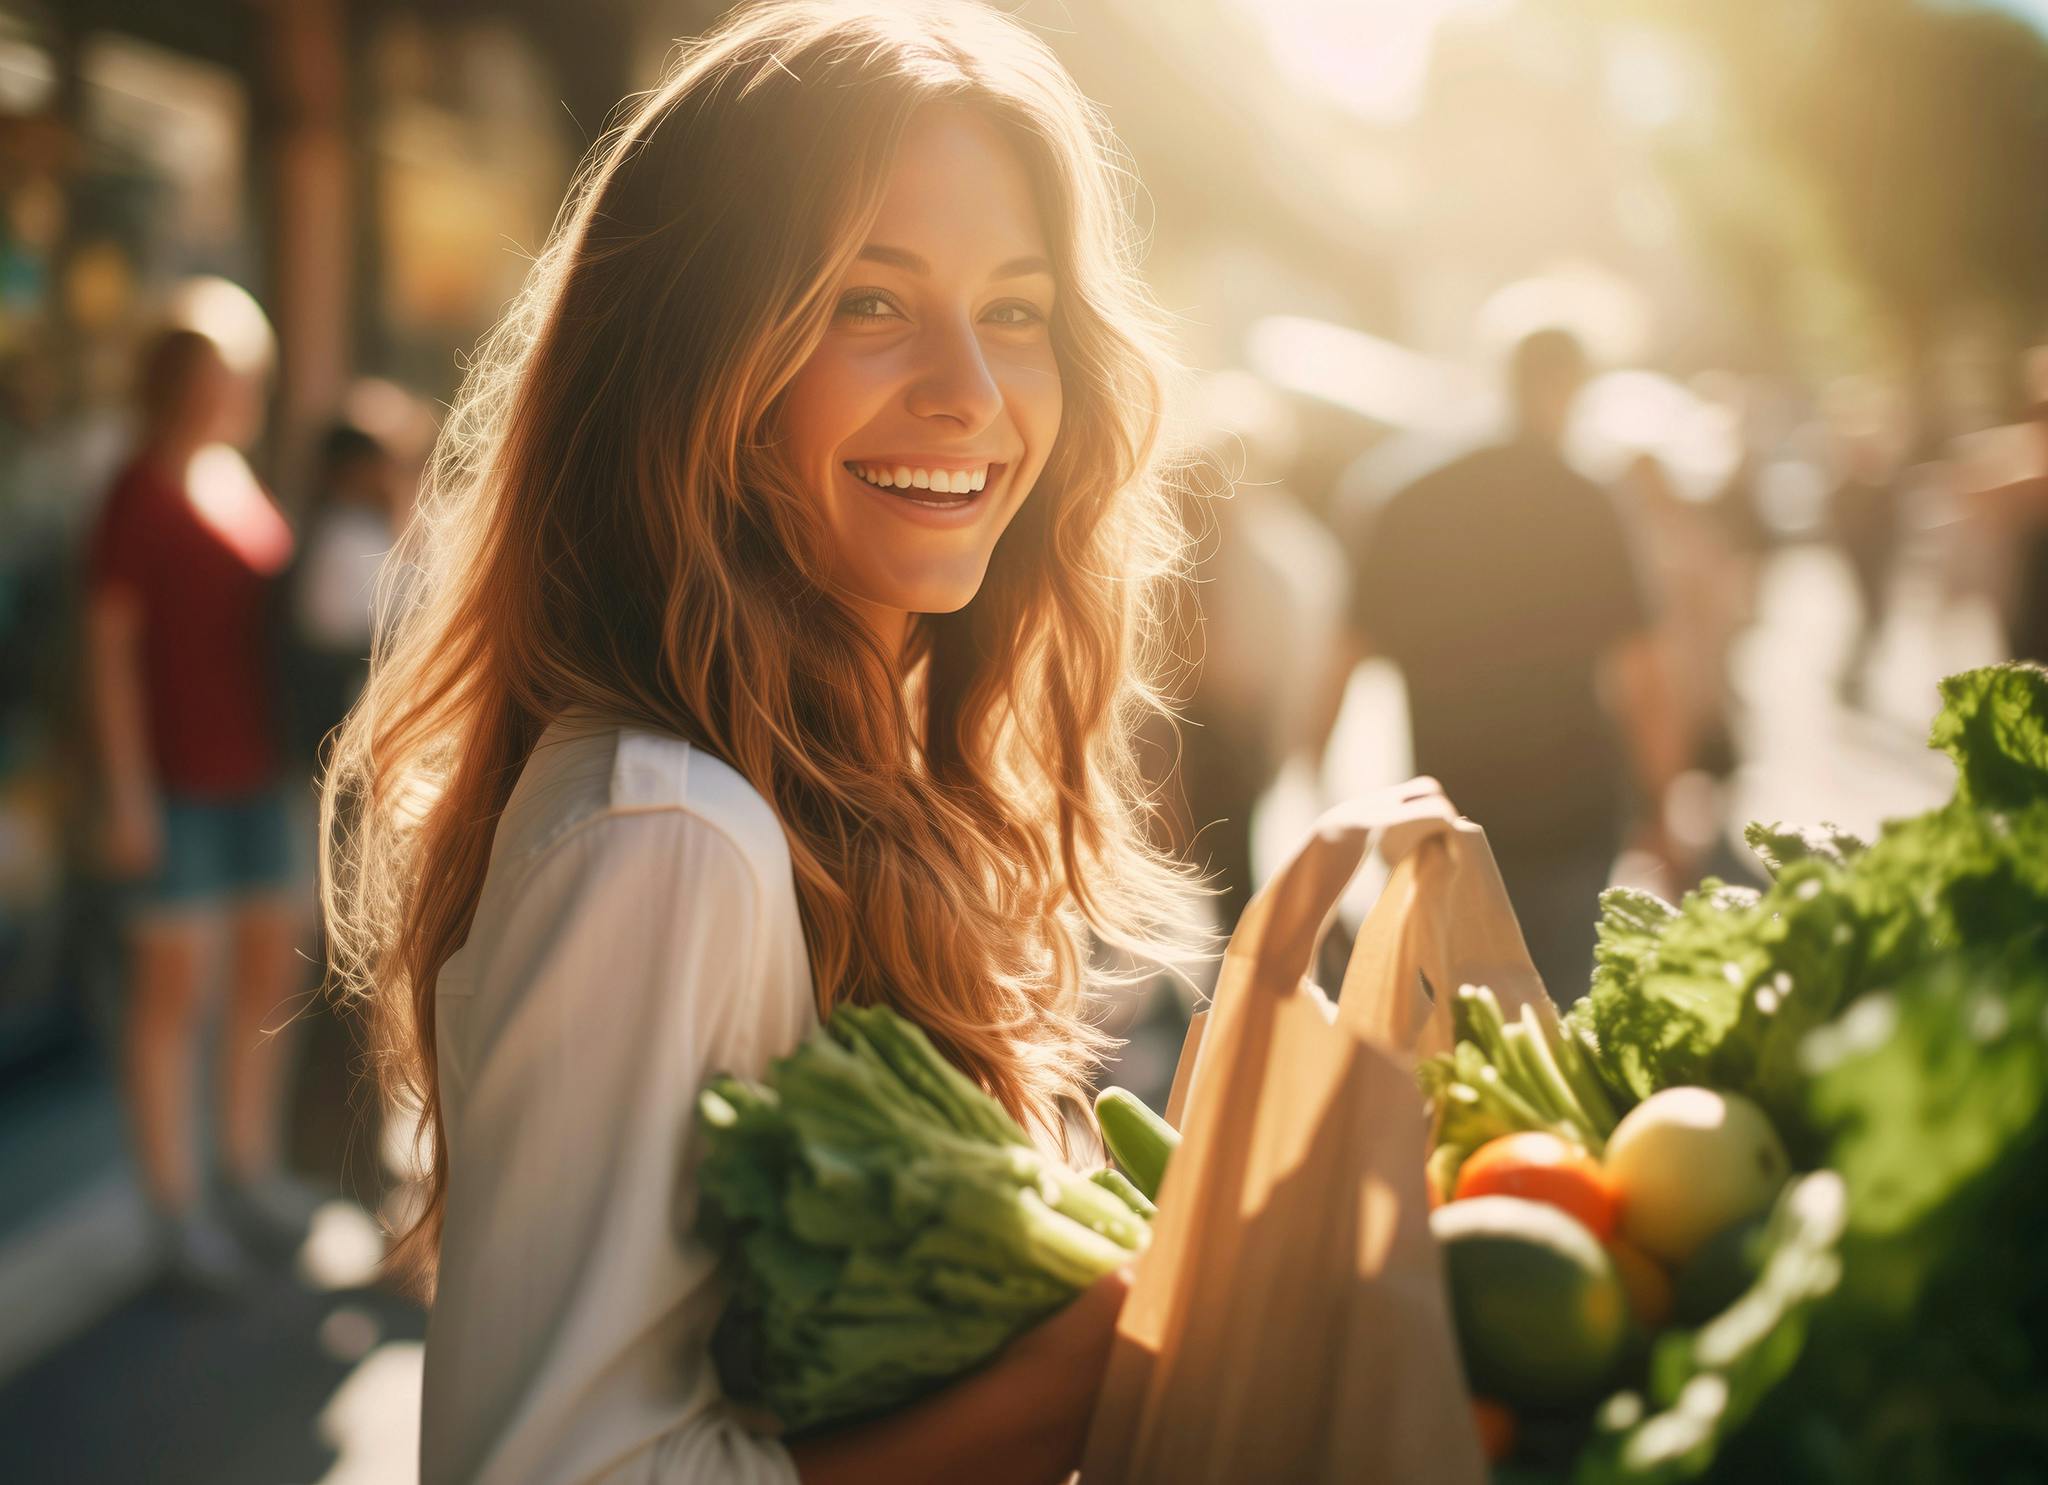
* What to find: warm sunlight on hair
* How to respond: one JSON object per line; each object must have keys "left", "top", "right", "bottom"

{"left": 318, "top": 0, "right": 1215, "bottom": 1302}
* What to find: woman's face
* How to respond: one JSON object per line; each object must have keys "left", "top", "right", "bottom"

{"left": 780, "top": 106, "right": 1063, "bottom": 652}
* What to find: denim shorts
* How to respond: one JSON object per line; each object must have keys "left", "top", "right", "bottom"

{"left": 136, "top": 789, "right": 299, "bottom": 912}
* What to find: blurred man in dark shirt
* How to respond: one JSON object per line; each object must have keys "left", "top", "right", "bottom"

{"left": 1333, "top": 329, "right": 1681, "bottom": 1005}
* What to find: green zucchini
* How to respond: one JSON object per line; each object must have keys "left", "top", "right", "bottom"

{"left": 1090, "top": 1165, "right": 1158, "bottom": 1219}
{"left": 1094, "top": 1086, "right": 1181, "bottom": 1202}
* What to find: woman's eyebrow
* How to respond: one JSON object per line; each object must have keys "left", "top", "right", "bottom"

{"left": 856, "top": 244, "right": 1053, "bottom": 281}
{"left": 990, "top": 254, "right": 1053, "bottom": 280}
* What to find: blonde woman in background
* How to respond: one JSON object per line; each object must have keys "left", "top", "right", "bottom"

{"left": 319, "top": 5, "right": 1211, "bottom": 1481}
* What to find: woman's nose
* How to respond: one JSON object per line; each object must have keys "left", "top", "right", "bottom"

{"left": 903, "top": 319, "right": 1003, "bottom": 432}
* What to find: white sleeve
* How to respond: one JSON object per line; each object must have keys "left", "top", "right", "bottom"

{"left": 420, "top": 808, "right": 812, "bottom": 1485}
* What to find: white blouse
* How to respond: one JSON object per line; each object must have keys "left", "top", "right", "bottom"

{"left": 421, "top": 715, "right": 816, "bottom": 1484}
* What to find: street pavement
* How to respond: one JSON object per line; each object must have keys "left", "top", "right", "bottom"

{"left": 0, "top": 1258, "right": 424, "bottom": 1485}
{"left": 0, "top": 984, "right": 427, "bottom": 1484}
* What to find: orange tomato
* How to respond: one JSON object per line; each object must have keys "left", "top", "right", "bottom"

{"left": 1453, "top": 1131, "right": 1623, "bottom": 1242}
{"left": 1605, "top": 1236, "right": 1675, "bottom": 1330}
{"left": 1472, "top": 1397, "right": 1518, "bottom": 1464}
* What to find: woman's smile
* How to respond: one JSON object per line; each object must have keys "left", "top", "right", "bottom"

{"left": 840, "top": 459, "right": 1009, "bottom": 525}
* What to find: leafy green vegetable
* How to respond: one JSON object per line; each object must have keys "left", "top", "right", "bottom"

{"left": 1569, "top": 881, "right": 1765, "bottom": 1111}
{"left": 1555, "top": 665, "right": 2048, "bottom": 1150}
{"left": 1805, "top": 941, "right": 2048, "bottom": 1239}
{"left": 1758, "top": 940, "right": 2048, "bottom": 1479}
{"left": 1573, "top": 1174, "right": 1848, "bottom": 1485}
{"left": 696, "top": 1005, "right": 1145, "bottom": 1434}
{"left": 1927, "top": 662, "right": 2048, "bottom": 810}
{"left": 1740, "top": 820, "right": 1867, "bottom": 876}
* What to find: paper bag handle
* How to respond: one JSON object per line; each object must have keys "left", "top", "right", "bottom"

{"left": 1163, "top": 778, "right": 1461, "bottom": 1125}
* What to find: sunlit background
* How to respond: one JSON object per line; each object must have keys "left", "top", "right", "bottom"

{"left": 3, "top": 0, "right": 2046, "bottom": 1478}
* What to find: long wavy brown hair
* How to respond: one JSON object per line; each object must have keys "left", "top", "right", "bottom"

{"left": 321, "top": 0, "right": 1213, "bottom": 1301}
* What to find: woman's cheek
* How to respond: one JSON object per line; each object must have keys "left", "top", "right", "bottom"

{"left": 786, "top": 344, "right": 882, "bottom": 480}
{"left": 1003, "top": 353, "right": 1063, "bottom": 486}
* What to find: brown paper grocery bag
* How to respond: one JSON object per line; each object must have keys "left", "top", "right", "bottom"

{"left": 1083, "top": 780, "right": 1526, "bottom": 1484}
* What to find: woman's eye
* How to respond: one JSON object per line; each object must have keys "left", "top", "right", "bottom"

{"left": 837, "top": 292, "right": 899, "bottom": 322}
{"left": 985, "top": 301, "right": 1047, "bottom": 327}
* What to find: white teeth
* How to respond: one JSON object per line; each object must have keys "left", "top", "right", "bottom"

{"left": 847, "top": 462, "right": 993, "bottom": 495}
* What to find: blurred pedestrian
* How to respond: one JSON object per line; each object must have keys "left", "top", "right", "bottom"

{"left": 1618, "top": 452, "right": 1753, "bottom": 781}
{"left": 1964, "top": 397, "right": 2048, "bottom": 662}
{"left": 1166, "top": 372, "right": 1348, "bottom": 934}
{"left": 83, "top": 325, "right": 320, "bottom": 1295}
{"left": 272, "top": 416, "right": 419, "bottom": 1213}
{"left": 1824, "top": 382, "right": 1906, "bottom": 705}
{"left": 1330, "top": 328, "right": 1682, "bottom": 1006}
{"left": 2008, "top": 403, "right": 2048, "bottom": 664}
{"left": 282, "top": 420, "right": 407, "bottom": 771}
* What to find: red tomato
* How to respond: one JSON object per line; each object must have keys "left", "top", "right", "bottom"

{"left": 1453, "top": 1131, "right": 1623, "bottom": 1241}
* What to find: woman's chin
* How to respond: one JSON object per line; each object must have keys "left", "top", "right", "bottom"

{"left": 857, "top": 565, "right": 996, "bottom": 621}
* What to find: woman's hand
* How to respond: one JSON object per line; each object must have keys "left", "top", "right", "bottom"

{"left": 789, "top": 1265, "right": 1133, "bottom": 1485}
{"left": 989, "top": 1264, "right": 1132, "bottom": 1457}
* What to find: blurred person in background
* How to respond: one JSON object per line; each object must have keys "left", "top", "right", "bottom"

{"left": 275, "top": 416, "right": 417, "bottom": 1222}
{"left": 283, "top": 420, "right": 409, "bottom": 770}
{"left": 1617, "top": 451, "right": 1752, "bottom": 783}
{"left": 1330, "top": 328, "right": 1682, "bottom": 1006}
{"left": 1964, "top": 396, "right": 2048, "bottom": 663}
{"left": 1165, "top": 371, "right": 1349, "bottom": 935}
{"left": 1823, "top": 378, "right": 1907, "bottom": 706}
{"left": 1111, "top": 372, "right": 1347, "bottom": 1103}
{"left": 84, "top": 326, "right": 320, "bottom": 1295}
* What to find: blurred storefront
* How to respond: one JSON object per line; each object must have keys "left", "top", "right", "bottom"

{"left": 0, "top": 0, "right": 647, "bottom": 1080}
{"left": 0, "top": 0, "right": 648, "bottom": 1374}
{"left": 0, "top": 5, "right": 266, "bottom": 1098}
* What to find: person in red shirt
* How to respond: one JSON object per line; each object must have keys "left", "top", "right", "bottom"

{"left": 85, "top": 326, "right": 318, "bottom": 1293}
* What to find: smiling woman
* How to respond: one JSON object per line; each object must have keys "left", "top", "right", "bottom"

{"left": 316, "top": 3, "right": 1211, "bottom": 1483}
{"left": 780, "top": 107, "right": 1064, "bottom": 645}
